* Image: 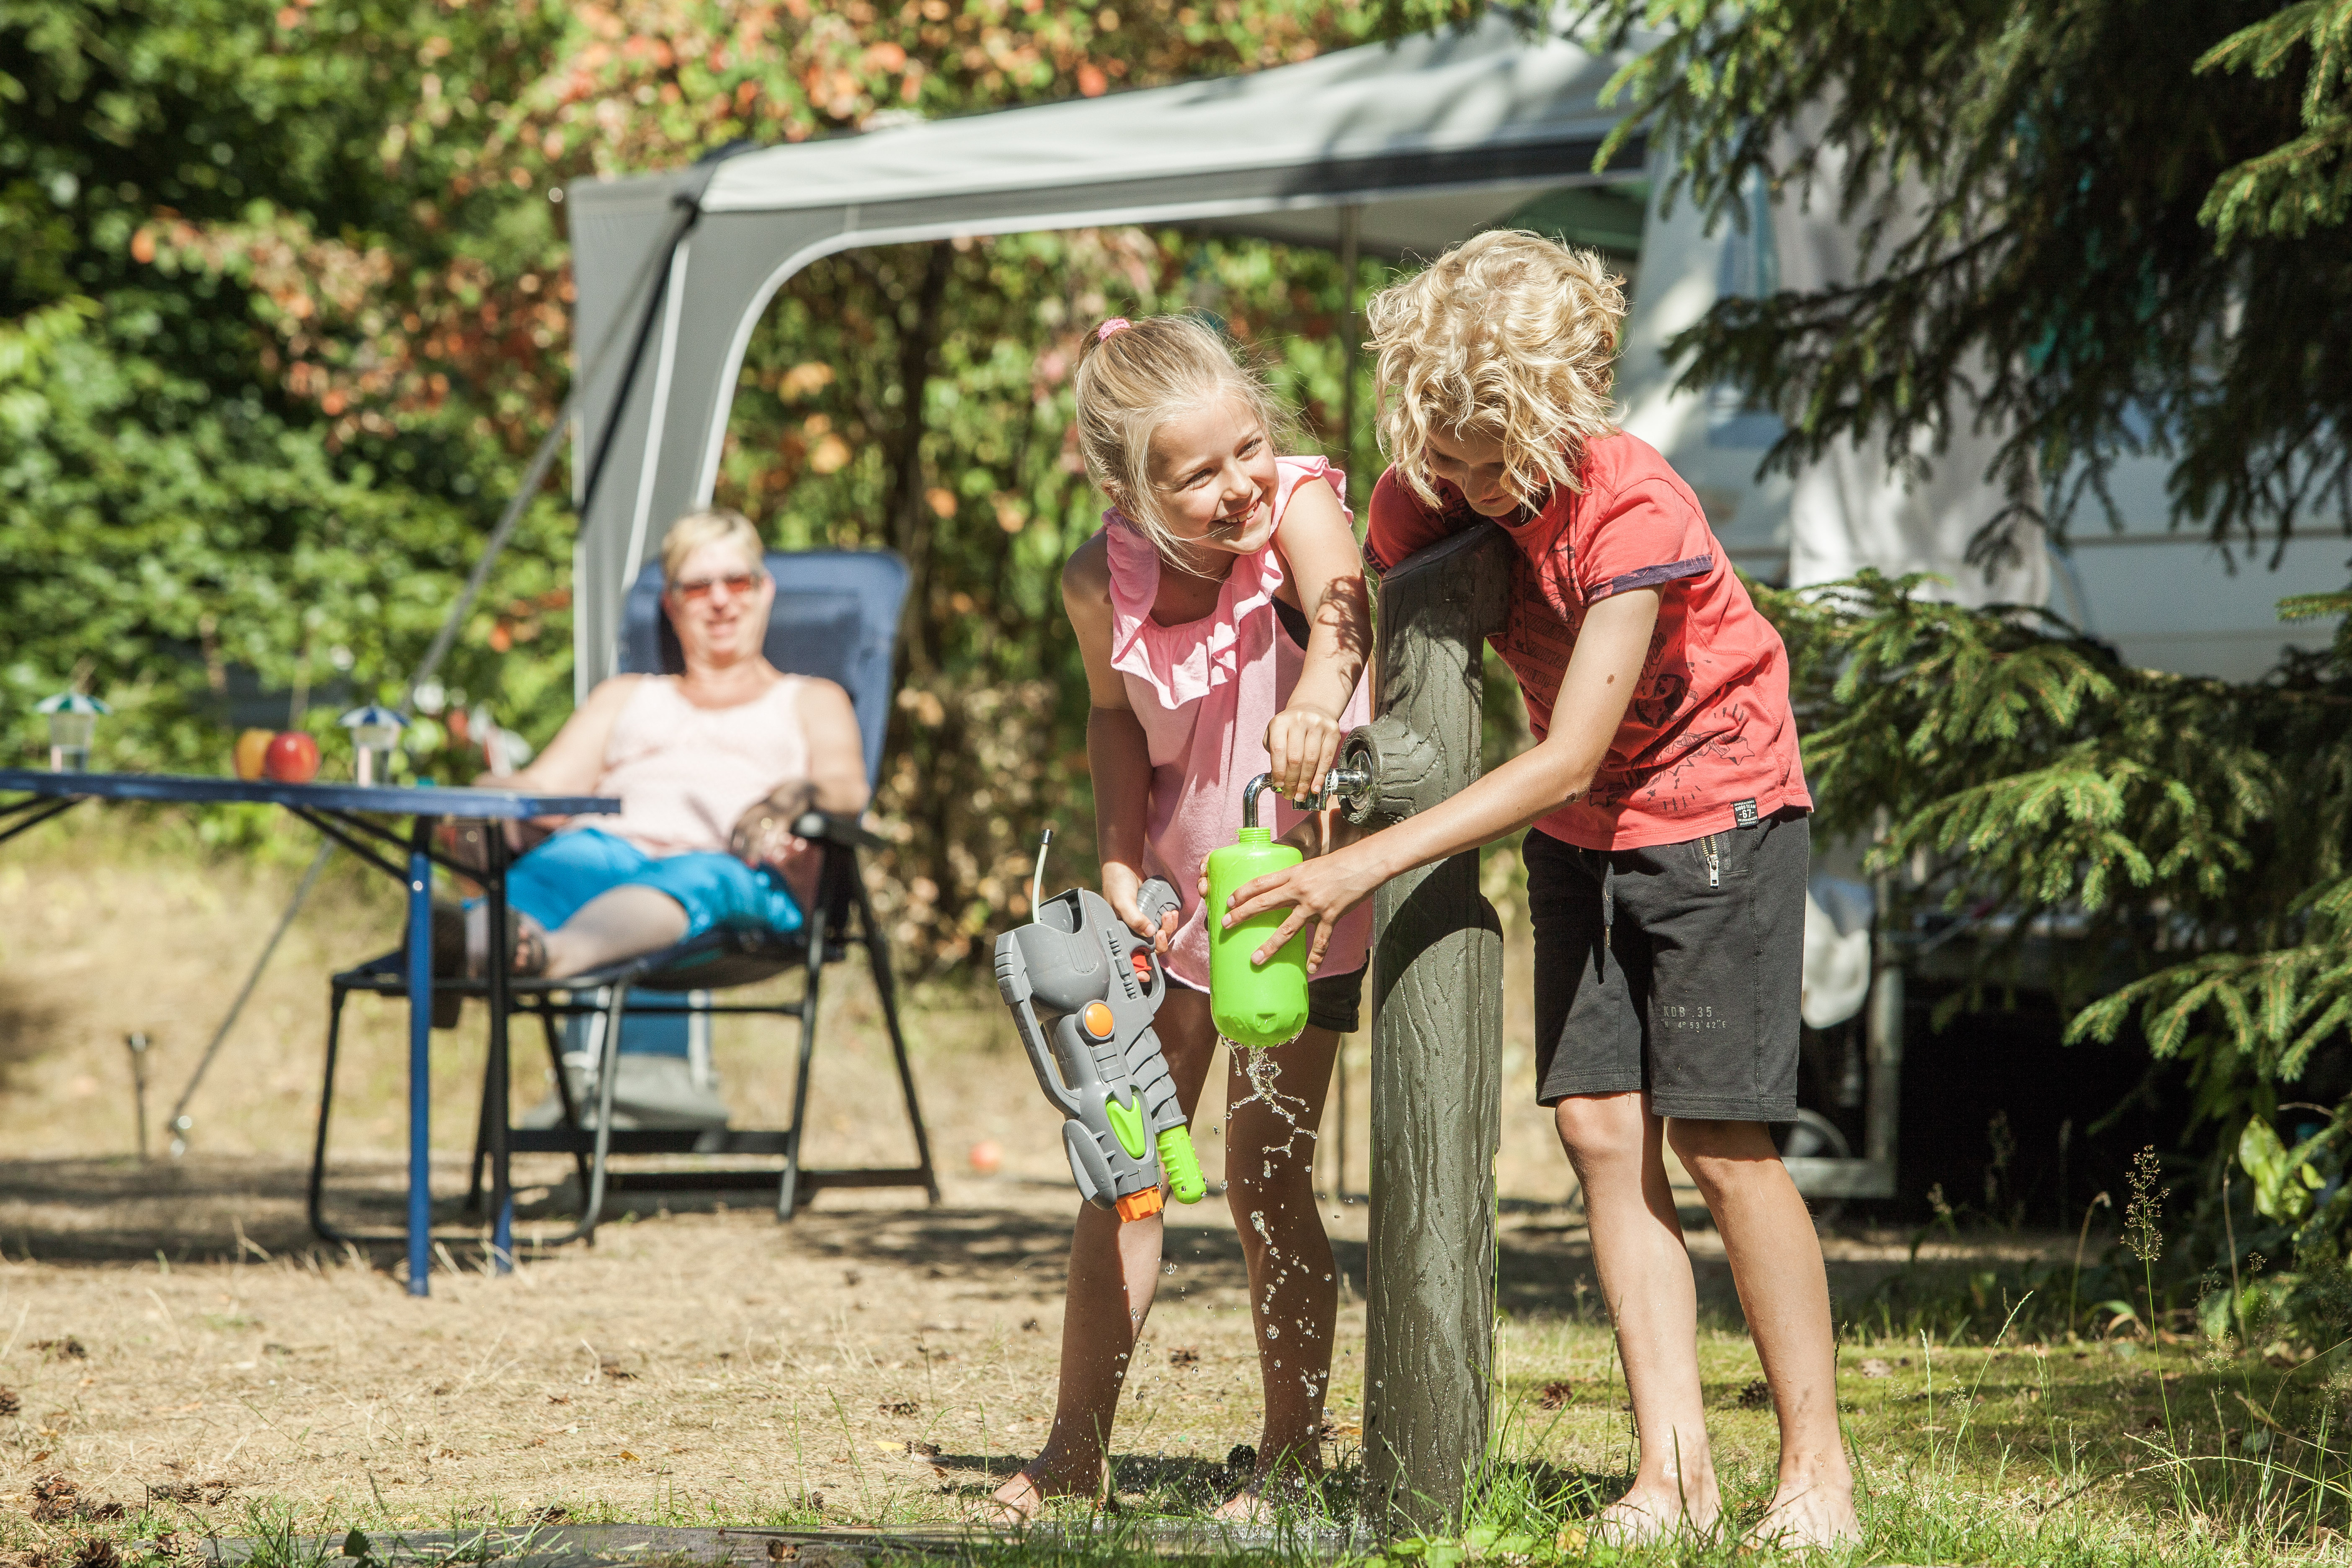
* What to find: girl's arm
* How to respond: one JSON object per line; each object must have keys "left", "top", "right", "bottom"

{"left": 1064, "top": 534, "right": 1178, "bottom": 952}
{"left": 1225, "top": 586, "right": 1661, "bottom": 970}
{"left": 1265, "top": 476, "right": 1372, "bottom": 801}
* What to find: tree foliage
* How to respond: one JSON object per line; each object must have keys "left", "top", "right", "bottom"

{"left": 1582, "top": 0, "right": 2352, "bottom": 551}
{"left": 0, "top": 0, "right": 1391, "bottom": 956}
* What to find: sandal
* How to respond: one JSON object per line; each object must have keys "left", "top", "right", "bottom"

{"left": 404, "top": 903, "right": 544, "bottom": 981}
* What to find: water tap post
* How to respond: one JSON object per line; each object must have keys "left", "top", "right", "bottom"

{"left": 1349, "top": 521, "right": 1513, "bottom": 1531}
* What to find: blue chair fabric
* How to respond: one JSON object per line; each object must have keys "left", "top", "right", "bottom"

{"left": 620, "top": 550, "right": 906, "bottom": 789}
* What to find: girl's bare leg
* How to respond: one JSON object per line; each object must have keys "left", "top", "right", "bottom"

{"left": 1666, "top": 1119, "right": 1857, "bottom": 1549}
{"left": 987, "top": 988, "right": 1217, "bottom": 1520}
{"left": 1214, "top": 1022, "right": 1341, "bottom": 1520}
{"left": 1555, "top": 1091, "right": 1720, "bottom": 1541}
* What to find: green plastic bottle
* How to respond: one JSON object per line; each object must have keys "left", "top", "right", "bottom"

{"left": 1206, "top": 775, "right": 1309, "bottom": 1048}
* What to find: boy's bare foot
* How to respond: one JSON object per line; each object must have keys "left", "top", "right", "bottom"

{"left": 1743, "top": 1473, "right": 1860, "bottom": 1552}
{"left": 1587, "top": 1481, "right": 1721, "bottom": 1546}
{"left": 981, "top": 1455, "right": 1103, "bottom": 1525}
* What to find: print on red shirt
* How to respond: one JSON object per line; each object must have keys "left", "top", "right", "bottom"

{"left": 1366, "top": 431, "right": 1809, "bottom": 851}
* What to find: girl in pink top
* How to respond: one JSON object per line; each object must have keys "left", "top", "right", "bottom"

{"left": 990, "top": 316, "right": 1372, "bottom": 1522}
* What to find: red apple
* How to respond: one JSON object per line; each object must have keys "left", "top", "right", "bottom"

{"left": 263, "top": 730, "right": 321, "bottom": 783}
{"left": 967, "top": 1138, "right": 1003, "bottom": 1176}
{"left": 233, "top": 728, "right": 275, "bottom": 781}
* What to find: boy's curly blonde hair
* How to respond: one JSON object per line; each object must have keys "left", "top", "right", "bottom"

{"left": 1367, "top": 230, "right": 1627, "bottom": 508}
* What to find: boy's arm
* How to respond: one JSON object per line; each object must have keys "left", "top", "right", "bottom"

{"left": 1265, "top": 477, "right": 1371, "bottom": 799}
{"left": 1064, "top": 536, "right": 1176, "bottom": 953}
{"left": 1225, "top": 587, "right": 1661, "bottom": 970}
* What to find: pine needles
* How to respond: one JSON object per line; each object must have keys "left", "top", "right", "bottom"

{"left": 1759, "top": 570, "right": 2352, "bottom": 1119}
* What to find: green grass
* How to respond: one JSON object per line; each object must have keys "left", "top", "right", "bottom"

{"left": 21, "top": 1313, "right": 2351, "bottom": 1568}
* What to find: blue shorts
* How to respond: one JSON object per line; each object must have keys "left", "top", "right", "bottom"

{"left": 502, "top": 828, "right": 803, "bottom": 941}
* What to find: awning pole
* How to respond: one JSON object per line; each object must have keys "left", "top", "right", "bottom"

{"left": 1338, "top": 204, "right": 1362, "bottom": 501}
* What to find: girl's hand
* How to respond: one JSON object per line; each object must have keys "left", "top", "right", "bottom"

{"left": 1103, "top": 862, "right": 1178, "bottom": 954}
{"left": 1223, "top": 843, "right": 1383, "bottom": 973}
{"left": 1265, "top": 700, "right": 1346, "bottom": 802}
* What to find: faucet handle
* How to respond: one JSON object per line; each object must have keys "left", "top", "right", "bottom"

{"left": 1312, "top": 767, "right": 1372, "bottom": 813}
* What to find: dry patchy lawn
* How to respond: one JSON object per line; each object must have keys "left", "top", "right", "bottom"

{"left": 0, "top": 820, "right": 2251, "bottom": 1565}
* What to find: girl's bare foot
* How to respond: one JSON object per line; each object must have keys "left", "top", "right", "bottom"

{"left": 981, "top": 1453, "right": 1104, "bottom": 1525}
{"left": 1210, "top": 1444, "right": 1323, "bottom": 1522}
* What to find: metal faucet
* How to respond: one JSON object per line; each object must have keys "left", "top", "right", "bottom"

{"left": 1242, "top": 766, "right": 1373, "bottom": 829}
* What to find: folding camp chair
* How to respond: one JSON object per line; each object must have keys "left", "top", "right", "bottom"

{"left": 308, "top": 549, "right": 940, "bottom": 1247}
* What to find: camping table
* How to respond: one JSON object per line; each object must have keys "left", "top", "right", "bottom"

{"left": 0, "top": 770, "right": 616, "bottom": 1296}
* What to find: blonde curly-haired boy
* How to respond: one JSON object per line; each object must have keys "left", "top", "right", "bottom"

{"left": 1223, "top": 230, "right": 1857, "bottom": 1550}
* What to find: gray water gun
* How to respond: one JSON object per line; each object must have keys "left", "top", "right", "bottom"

{"left": 993, "top": 833, "right": 1207, "bottom": 1222}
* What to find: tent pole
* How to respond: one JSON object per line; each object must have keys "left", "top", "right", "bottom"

{"left": 1338, "top": 205, "right": 1362, "bottom": 501}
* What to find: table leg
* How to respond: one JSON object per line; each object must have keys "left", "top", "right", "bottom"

{"left": 485, "top": 828, "right": 515, "bottom": 1271}
{"left": 407, "top": 822, "right": 434, "bottom": 1298}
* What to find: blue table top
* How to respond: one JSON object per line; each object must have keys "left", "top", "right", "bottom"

{"left": 0, "top": 769, "right": 617, "bottom": 820}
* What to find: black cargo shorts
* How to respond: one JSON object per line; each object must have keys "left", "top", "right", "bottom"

{"left": 1524, "top": 807, "right": 1808, "bottom": 1122}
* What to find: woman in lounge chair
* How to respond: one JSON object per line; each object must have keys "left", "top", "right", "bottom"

{"left": 466, "top": 507, "right": 868, "bottom": 982}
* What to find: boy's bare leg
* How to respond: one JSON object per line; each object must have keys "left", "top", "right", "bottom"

{"left": 1667, "top": 1119, "right": 1859, "bottom": 1549}
{"left": 1214, "top": 1021, "right": 1341, "bottom": 1521}
{"left": 987, "top": 990, "right": 1217, "bottom": 1521}
{"left": 1555, "top": 1091, "right": 1720, "bottom": 1541}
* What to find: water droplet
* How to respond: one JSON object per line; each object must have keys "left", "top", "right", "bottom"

{"left": 1162, "top": 1261, "right": 1176, "bottom": 1275}
{"left": 1265, "top": 1325, "right": 1279, "bottom": 1339}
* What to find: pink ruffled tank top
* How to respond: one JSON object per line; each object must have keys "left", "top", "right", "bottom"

{"left": 1104, "top": 455, "right": 1374, "bottom": 994}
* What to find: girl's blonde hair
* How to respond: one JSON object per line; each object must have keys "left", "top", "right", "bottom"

{"left": 660, "top": 507, "right": 766, "bottom": 585}
{"left": 1366, "top": 229, "right": 1627, "bottom": 507}
{"left": 1072, "top": 315, "right": 1287, "bottom": 563}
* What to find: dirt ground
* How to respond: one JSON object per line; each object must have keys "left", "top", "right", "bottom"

{"left": 0, "top": 820, "right": 2092, "bottom": 1532}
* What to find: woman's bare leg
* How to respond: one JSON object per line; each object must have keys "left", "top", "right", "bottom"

{"left": 988, "top": 988, "right": 1217, "bottom": 1520}
{"left": 539, "top": 885, "right": 689, "bottom": 978}
{"left": 1666, "top": 1119, "right": 1857, "bottom": 1549}
{"left": 1556, "top": 1091, "right": 1720, "bottom": 1541}
{"left": 1215, "top": 1023, "right": 1340, "bottom": 1519}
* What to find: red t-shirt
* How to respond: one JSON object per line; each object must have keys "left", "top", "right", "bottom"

{"left": 1366, "top": 431, "right": 1809, "bottom": 851}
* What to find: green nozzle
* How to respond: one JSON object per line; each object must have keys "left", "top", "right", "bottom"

{"left": 1157, "top": 1126, "right": 1206, "bottom": 1205}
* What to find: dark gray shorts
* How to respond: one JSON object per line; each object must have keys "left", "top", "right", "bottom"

{"left": 1524, "top": 808, "right": 1808, "bottom": 1122}
{"left": 1168, "top": 965, "right": 1364, "bottom": 1037}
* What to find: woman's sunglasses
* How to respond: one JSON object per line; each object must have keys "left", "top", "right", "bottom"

{"left": 671, "top": 571, "right": 761, "bottom": 602}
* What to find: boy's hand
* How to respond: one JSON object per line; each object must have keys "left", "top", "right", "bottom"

{"left": 1223, "top": 842, "right": 1382, "bottom": 974}
{"left": 1103, "top": 862, "right": 1179, "bottom": 955}
{"left": 1265, "top": 701, "right": 1345, "bottom": 803}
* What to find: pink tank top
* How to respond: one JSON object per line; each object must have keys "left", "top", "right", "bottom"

{"left": 590, "top": 675, "right": 810, "bottom": 856}
{"left": 1104, "top": 456, "right": 1374, "bottom": 993}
